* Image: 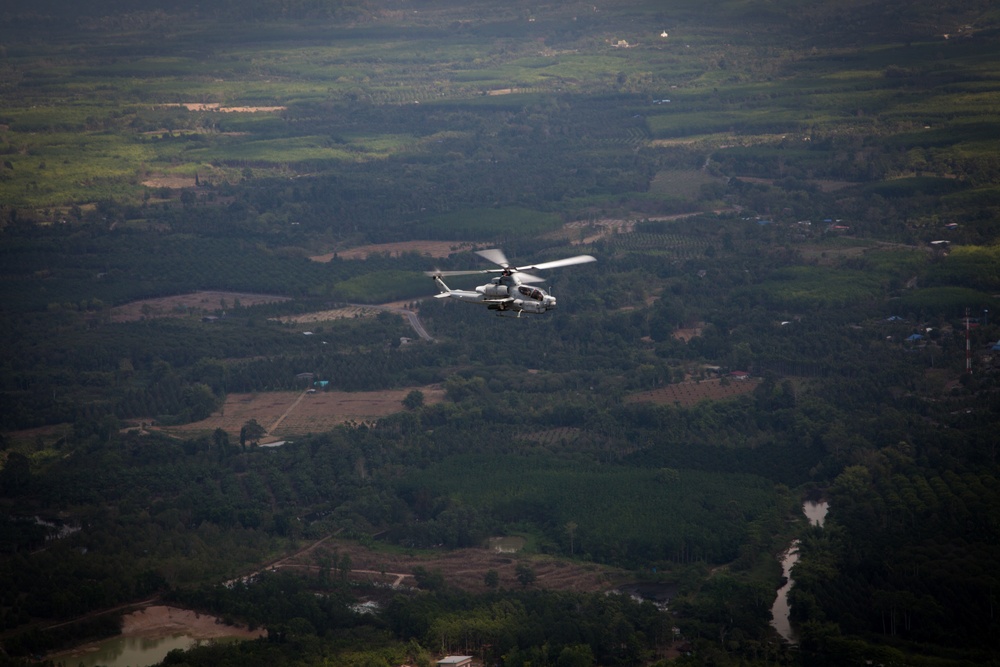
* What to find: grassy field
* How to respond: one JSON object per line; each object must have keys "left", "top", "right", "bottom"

{"left": 1, "top": 0, "right": 997, "bottom": 229}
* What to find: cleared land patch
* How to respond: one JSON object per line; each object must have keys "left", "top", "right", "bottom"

{"left": 310, "top": 240, "right": 476, "bottom": 262}
{"left": 110, "top": 291, "right": 289, "bottom": 323}
{"left": 627, "top": 377, "right": 761, "bottom": 407}
{"left": 164, "top": 386, "right": 446, "bottom": 438}
{"left": 276, "top": 537, "right": 628, "bottom": 594}
{"left": 279, "top": 305, "right": 383, "bottom": 323}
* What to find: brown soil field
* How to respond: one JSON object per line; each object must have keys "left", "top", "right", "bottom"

{"left": 274, "top": 537, "right": 630, "bottom": 594}
{"left": 279, "top": 305, "right": 382, "bottom": 323}
{"left": 141, "top": 174, "right": 198, "bottom": 189}
{"left": 627, "top": 377, "right": 761, "bottom": 407}
{"left": 158, "top": 103, "right": 287, "bottom": 113}
{"left": 164, "top": 386, "right": 446, "bottom": 438}
{"left": 122, "top": 605, "right": 264, "bottom": 640}
{"left": 672, "top": 324, "right": 704, "bottom": 342}
{"left": 737, "top": 176, "right": 857, "bottom": 192}
{"left": 310, "top": 240, "right": 476, "bottom": 262}
{"left": 110, "top": 291, "right": 290, "bottom": 323}
{"left": 554, "top": 212, "right": 728, "bottom": 246}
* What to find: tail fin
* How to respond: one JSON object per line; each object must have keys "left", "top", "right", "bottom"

{"left": 432, "top": 275, "right": 452, "bottom": 298}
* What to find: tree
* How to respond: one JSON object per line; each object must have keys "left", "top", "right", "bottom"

{"left": 515, "top": 563, "right": 536, "bottom": 588}
{"left": 556, "top": 644, "right": 594, "bottom": 667}
{"left": 212, "top": 428, "right": 231, "bottom": 457}
{"left": 182, "top": 383, "right": 218, "bottom": 421}
{"left": 413, "top": 566, "right": 445, "bottom": 591}
{"left": 0, "top": 452, "right": 31, "bottom": 495}
{"left": 240, "top": 419, "right": 266, "bottom": 448}
{"left": 565, "top": 521, "right": 578, "bottom": 556}
{"left": 403, "top": 390, "right": 425, "bottom": 410}
{"left": 484, "top": 569, "right": 500, "bottom": 590}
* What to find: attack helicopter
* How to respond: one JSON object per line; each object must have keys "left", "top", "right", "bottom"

{"left": 426, "top": 248, "right": 596, "bottom": 316}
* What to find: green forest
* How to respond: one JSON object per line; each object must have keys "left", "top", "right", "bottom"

{"left": 2, "top": 0, "right": 1000, "bottom": 666}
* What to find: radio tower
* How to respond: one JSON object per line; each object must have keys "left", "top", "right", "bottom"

{"left": 966, "top": 308, "right": 972, "bottom": 375}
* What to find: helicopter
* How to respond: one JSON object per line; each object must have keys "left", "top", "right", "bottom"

{"left": 426, "top": 248, "right": 596, "bottom": 316}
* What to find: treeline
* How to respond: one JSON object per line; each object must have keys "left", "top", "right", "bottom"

{"left": 164, "top": 572, "right": 676, "bottom": 667}
{"left": 0, "top": 222, "right": 434, "bottom": 314}
{"left": 791, "top": 442, "right": 1000, "bottom": 661}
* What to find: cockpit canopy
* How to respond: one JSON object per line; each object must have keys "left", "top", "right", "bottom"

{"left": 517, "top": 285, "right": 545, "bottom": 301}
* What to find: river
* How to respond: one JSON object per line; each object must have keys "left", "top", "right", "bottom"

{"left": 769, "top": 500, "right": 828, "bottom": 644}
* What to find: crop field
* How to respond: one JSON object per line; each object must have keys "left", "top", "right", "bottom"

{"left": 650, "top": 169, "right": 725, "bottom": 199}
{"left": 277, "top": 537, "right": 628, "bottom": 594}
{"left": 164, "top": 385, "right": 446, "bottom": 439}
{"left": 627, "top": 377, "right": 761, "bottom": 407}
{"left": 278, "top": 305, "right": 384, "bottom": 323}
{"left": 309, "top": 240, "right": 476, "bottom": 262}
{"left": 110, "top": 291, "right": 291, "bottom": 322}
{"left": 602, "top": 232, "right": 712, "bottom": 257}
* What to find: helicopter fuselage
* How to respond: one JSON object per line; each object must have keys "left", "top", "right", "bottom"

{"left": 427, "top": 249, "right": 594, "bottom": 317}
{"left": 433, "top": 275, "right": 556, "bottom": 315}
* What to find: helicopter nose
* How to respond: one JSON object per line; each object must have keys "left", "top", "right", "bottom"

{"left": 544, "top": 295, "right": 557, "bottom": 309}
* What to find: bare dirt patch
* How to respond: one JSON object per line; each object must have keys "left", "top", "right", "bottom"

{"left": 164, "top": 386, "right": 446, "bottom": 438}
{"left": 279, "top": 305, "right": 382, "bottom": 323}
{"left": 734, "top": 176, "right": 858, "bottom": 192}
{"left": 110, "top": 291, "right": 290, "bottom": 323}
{"left": 159, "top": 103, "right": 286, "bottom": 113}
{"left": 627, "top": 377, "right": 761, "bottom": 408}
{"left": 276, "top": 538, "right": 629, "bottom": 594}
{"left": 558, "top": 218, "right": 636, "bottom": 245}
{"left": 310, "top": 240, "right": 476, "bottom": 262}
{"left": 672, "top": 323, "right": 704, "bottom": 342}
{"left": 553, "top": 212, "right": 726, "bottom": 246}
{"left": 122, "top": 605, "right": 263, "bottom": 640}
{"left": 141, "top": 174, "right": 197, "bottom": 189}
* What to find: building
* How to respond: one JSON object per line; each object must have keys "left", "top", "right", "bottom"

{"left": 437, "top": 657, "right": 473, "bottom": 667}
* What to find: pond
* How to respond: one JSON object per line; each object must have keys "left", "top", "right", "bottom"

{"left": 48, "top": 606, "right": 262, "bottom": 667}
{"left": 48, "top": 633, "right": 241, "bottom": 667}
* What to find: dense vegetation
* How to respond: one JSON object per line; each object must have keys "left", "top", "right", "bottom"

{"left": 2, "top": 1, "right": 1000, "bottom": 666}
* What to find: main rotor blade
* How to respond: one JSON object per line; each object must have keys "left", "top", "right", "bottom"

{"left": 423, "top": 269, "right": 493, "bottom": 277}
{"left": 517, "top": 255, "right": 597, "bottom": 272}
{"left": 512, "top": 271, "right": 544, "bottom": 283}
{"left": 476, "top": 248, "right": 510, "bottom": 268}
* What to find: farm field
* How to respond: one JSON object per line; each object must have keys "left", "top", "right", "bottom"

{"left": 310, "top": 240, "right": 476, "bottom": 262}
{"left": 164, "top": 386, "right": 446, "bottom": 438}
{"left": 627, "top": 377, "right": 761, "bottom": 407}
{"left": 275, "top": 537, "right": 629, "bottom": 595}
{"left": 278, "top": 305, "right": 384, "bottom": 323}
{"left": 110, "top": 291, "right": 290, "bottom": 323}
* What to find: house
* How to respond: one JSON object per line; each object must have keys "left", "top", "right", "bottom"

{"left": 437, "top": 657, "right": 473, "bottom": 667}
{"left": 729, "top": 370, "right": 750, "bottom": 380}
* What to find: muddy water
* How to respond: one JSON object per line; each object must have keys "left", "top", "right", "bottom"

{"left": 49, "top": 634, "right": 239, "bottom": 667}
{"left": 770, "top": 500, "right": 829, "bottom": 644}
